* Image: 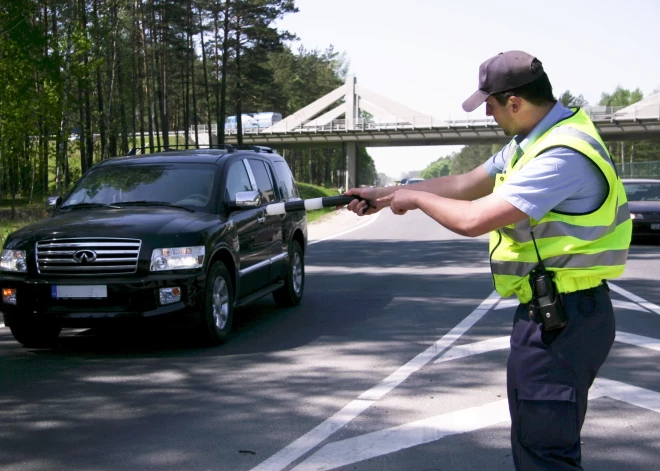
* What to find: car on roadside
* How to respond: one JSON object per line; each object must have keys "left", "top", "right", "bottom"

{"left": 0, "top": 145, "right": 307, "bottom": 348}
{"left": 405, "top": 177, "right": 425, "bottom": 185}
{"left": 622, "top": 178, "right": 660, "bottom": 240}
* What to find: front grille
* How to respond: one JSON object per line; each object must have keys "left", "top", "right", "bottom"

{"left": 36, "top": 238, "right": 142, "bottom": 275}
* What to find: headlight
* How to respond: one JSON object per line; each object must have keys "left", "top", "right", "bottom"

{"left": 1, "top": 250, "right": 28, "bottom": 273}
{"left": 150, "top": 246, "right": 205, "bottom": 271}
{"left": 630, "top": 213, "right": 644, "bottom": 220}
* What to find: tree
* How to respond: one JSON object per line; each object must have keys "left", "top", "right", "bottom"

{"left": 450, "top": 145, "right": 499, "bottom": 175}
{"left": 421, "top": 157, "right": 451, "bottom": 179}
{"left": 599, "top": 85, "right": 643, "bottom": 107}
{"left": 558, "top": 90, "right": 588, "bottom": 108}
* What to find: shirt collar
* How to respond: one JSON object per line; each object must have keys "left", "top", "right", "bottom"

{"left": 515, "top": 101, "right": 573, "bottom": 151}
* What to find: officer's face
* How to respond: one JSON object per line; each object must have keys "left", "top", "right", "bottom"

{"left": 486, "top": 96, "right": 517, "bottom": 136}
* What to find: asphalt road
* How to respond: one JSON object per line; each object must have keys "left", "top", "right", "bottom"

{"left": 1, "top": 209, "right": 659, "bottom": 471}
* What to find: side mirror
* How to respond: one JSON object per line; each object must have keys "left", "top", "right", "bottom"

{"left": 46, "top": 196, "right": 62, "bottom": 212}
{"left": 233, "top": 190, "right": 262, "bottom": 209}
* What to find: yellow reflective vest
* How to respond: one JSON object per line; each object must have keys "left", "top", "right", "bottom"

{"left": 490, "top": 108, "right": 631, "bottom": 303}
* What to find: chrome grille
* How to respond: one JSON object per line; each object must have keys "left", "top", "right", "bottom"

{"left": 36, "top": 238, "right": 141, "bottom": 275}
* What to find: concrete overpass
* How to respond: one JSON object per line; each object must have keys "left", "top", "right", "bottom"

{"left": 189, "top": 76, "right": 660, "bottom": 188}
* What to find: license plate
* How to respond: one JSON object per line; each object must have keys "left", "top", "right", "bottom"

{"left": 51, "top": 285, "right": 107, "bottom": 299}
{"left": 651, "top": 223, "right": 660, "bottom": 230}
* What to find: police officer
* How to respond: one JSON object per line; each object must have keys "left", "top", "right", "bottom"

{"left": 344, "top": 50, "right": 631, "bottom": 470}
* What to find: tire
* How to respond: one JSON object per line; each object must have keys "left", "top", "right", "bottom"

{"left": 10, "top": 320, "right": 61, "bottom": 348}
{"left": 273, "top": 240, "right": 304, "bottom": 307}
{"left": 198, "top": 261, "right": 234, "bottom": 346}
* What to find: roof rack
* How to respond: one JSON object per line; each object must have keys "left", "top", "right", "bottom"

{"left": 126, "top": 144, "right": 236, "bottom": 156}
{"left": 234, "top": 145, "right": 274, "bottom": 154}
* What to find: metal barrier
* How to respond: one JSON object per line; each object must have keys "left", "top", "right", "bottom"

{"left": 616, "top": 160, "right": 660, "bottom": 179}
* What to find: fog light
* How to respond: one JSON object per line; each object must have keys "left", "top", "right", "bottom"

{"left": 159, "top": 287, "right": 181, "bottom": 305}
{"left": 2, "top": 288, "right": 17, "bottom": 305}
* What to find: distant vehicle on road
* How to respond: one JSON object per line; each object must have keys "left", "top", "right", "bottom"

{"left": 225, "top": 112, "right": 282, "bottom": 132}
{"left": 405, "top": 177, "right": 425, "bottom": 184}
{"left": 623, "top": 178, "right": 660, "bottom": 240}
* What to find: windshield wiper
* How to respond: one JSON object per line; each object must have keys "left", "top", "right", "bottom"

{"left": 59, "top": 202, "right": 120, "bottom": 211}
{"left": 112, "top": 201, "right": 195, "bottom": 213}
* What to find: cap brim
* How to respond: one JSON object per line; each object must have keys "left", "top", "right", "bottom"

{"left": 462, "top": 90, "right": 489, "bottom": 112}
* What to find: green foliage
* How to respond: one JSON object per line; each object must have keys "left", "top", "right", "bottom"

{"left": 449, "top": 145, "right": 499, "bottom": 175}
{"left": 358, "top": 147, "right": 378, "bottom": 187}
{"left": 296, "top": 182, "right": 338, "bottom": 200}
{"left": 421, "top": 157, "right": 451, "bottom": 179}
{"left": 599, "top": 85, "right": 644, "bottom": 107}
{"left": 296, "top": 182, "right": 339, "bottom": 223}
{"left": 558, "top": 90, "right": 589, "bottom": 107}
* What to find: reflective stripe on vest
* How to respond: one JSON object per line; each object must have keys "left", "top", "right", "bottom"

{"left": 489, "top": 108, "right": 631, "bottom": 302}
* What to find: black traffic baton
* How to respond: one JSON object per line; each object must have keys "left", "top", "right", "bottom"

{"left": 265, "top": 195, "right": 375, "bottom": 216}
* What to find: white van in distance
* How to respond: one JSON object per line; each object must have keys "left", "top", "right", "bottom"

{"left": 225, "top": 112, "right": 283, "bottom": 132}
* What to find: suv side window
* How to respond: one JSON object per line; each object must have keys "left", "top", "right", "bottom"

{"left": 272, "top": 161, "right": 299, "bottom": 201}
{"left": 248, "top": 159, "right": 276, "bottom": 203}
{"left": 225, "top": 160, "right": 253, "bottom": 200}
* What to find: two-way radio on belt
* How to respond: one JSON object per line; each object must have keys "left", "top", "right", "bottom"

{"left": 265, "top": 195, "right": 375, "bottom": 216}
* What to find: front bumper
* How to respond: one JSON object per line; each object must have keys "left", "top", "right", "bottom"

{"left": 0, "top": 272, "right": 206, "bottom": 328}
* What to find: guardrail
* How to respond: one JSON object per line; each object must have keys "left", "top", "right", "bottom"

{"left": 188, "top": 105, "right": 660, "bottom": 136}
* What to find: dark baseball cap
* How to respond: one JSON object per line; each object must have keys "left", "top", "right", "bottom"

{"left": 462, "top": 51, "right": 544, "bottom": 112}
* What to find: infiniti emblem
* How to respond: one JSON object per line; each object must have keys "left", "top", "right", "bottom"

{"left": 73, "top": 250, "right": 97, "bottom": 264}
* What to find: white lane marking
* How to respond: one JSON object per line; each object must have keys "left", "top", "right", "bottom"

{"left": 249, "top": 400, "right": 374, "bottom": 471}
{"left": 308, "top": 211, "right": 381, "bottom": 245}
{"left": 306, "top": 265, "right": 490, "bottom": 275}
{"left": 589, "top": 378, "right": 660, "bottom": 413}
{"left": 432, "top": 331, "right": 660, "bottom": 365}
{"left": 0, "top": 322, "right": 4, "bottom": 329}
{"left": 359, "top": 291, "right": 500, "bottom": 401}
{"left": 434, "top": 336, "right": 510, "bottom": 363}
{"left": 296, "top": 378, "right": 660, "bottom": 471}
{"left": 615, "top": 331, "right": 660, "bottom": 352}
{"left": 291, "top": 400, "right": 511, "bottom": 471}
{"left": 493, "top": 297, "right": 651, "bottom": 314}
{"left": 609, "top": 282, "right": 660, "bottom": 315}
{"left": 494, "top": 298, "right": 518, "bottom": 310}
{"left": 250, "top": 290, "right": 500, "bottom": 471}
{"left": 612, "top": 300, "right": 652, "bottom": 312}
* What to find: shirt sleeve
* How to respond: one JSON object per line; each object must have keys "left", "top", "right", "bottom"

{"left": 482, "top": 141, "right": 514, "bottom": 178}
{"left": 493, "top": 147, "right": 608, "bottom": 221}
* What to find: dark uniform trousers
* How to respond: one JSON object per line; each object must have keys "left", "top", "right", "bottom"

{"left": 507, "top": 282, "right": 615, "bottom": 470}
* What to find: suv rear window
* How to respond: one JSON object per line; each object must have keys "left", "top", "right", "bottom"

{"left": 249, "top": 159, "right": 276, "bottom": 203}
{"left": 273, "top": 161, "right": 299, "bottom": 201}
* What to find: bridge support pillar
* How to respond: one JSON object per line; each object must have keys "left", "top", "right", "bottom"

{"left": 345, "top": 142, "right": 358, "bottom": 190}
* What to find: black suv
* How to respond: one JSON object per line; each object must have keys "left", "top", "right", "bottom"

{"left": 0, "top": 146, "right": 307, "bottom": 347}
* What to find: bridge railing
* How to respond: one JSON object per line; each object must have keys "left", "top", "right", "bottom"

{"left": 188, "top": 104, "right": 660, "bottom": 135}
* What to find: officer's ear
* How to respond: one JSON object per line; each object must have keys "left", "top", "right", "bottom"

{"left": 508, "top": 96, "right": 522, "bottom": 114}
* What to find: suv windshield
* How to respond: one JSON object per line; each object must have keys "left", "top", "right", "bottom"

{"left": 61, "top": 163, "right": 217, "bottom": 210}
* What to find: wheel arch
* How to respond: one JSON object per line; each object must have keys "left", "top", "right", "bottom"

{"left": 208, "top": 246, "right": 238, "bottom": 300}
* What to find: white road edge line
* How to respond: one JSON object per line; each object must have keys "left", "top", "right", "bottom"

{"left": 308, "top": 211, "right": 381, "bottom": 245}
{"left": 250, "top": 290, "right": 500, "bottom": 471}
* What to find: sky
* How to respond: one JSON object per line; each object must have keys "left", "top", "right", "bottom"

{"left": 276, "top": 0, "right": 660, "bottom": 179}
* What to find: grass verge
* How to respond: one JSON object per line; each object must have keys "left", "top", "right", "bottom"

{"left": 296, "top": 183, "right": 341, "bottom": 224}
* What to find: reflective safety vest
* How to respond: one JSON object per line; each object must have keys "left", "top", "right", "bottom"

{"left": 490, "top": 108, "right": 631, "bottom": 303}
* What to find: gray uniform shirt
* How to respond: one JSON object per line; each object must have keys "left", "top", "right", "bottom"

{"left": 483, "top": 102, "right": 609, "bottom": 221}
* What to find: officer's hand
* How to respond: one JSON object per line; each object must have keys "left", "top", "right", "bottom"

{"left": 377, "top": 189, "right": 418, "bottom": 216}
{"left": 340, "top": 187, "right": 380, "bottom": 216}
